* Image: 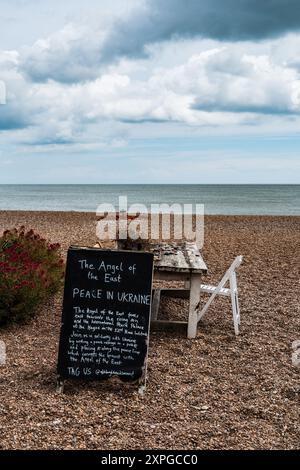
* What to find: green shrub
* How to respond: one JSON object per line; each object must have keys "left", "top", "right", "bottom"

{"left": 0, "top": 226, "right": 64, "bottom": 325}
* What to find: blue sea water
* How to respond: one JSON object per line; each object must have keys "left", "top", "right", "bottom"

{"left": 0, "top": 184, "right": 299, "bottom": 215}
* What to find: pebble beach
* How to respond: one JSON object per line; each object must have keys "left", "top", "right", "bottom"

{"left": 0, "top": 211, "right": 299, "bottom": 450}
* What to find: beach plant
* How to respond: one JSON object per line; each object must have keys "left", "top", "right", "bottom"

{"left": 0, "top": 227, "right": 64, "bottom": 325}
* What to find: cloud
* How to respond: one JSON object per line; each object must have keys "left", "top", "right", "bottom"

{"left": 19, "top": 0, "right": 300, "bottom": 84}
{"left": 102, "top": 0, "right": 300, "bottom": 62}
{"left": 0, "top": 80, "right": 6, "bottom": 104}
{"left": 20, "top": 24, "right": 105, "bottom": 83}
{"left": 4, "top": 42, "right": 300, "bottom": 146}
{"left": 1, "top": 1, "right": 300, "bottom": 184}
{"left": 0, "top": 51, "right": 18, "bottom": 107}
{"left": 0, "top": 51, "right": 33, "bottom": 129}
{"left": 152, "top": 48, "right": 300, "bottom": 116}
{"left": 0, "top": 51, "right": 36, "bottom": 131}
{"left": 3, "top": 14, "right": 300, "bottom": 147}
{"left": 0, "top": 106, "right": 30, "bottom": 130}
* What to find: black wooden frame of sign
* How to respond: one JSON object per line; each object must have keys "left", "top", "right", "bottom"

{"left": 57, "top": 246, "right": 154, "bottom": 394}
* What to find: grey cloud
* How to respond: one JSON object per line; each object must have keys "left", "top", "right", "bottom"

{"left": 102, "top": 0, "right": 300, "bottom": 61}
{"left": 192, "top": 102, "right": 298, "bottom": 115}
{"left": 20, "top": 0, "right": 300, "bottom": 84}
{"left": 20, "top": 25, "right": 104, "bottom": 83}
{"left": 24, "top": 136, "right": 74, "bottom": 146}
{"left": 22, "top": 54, "right": 99, "bottom": 84}
{"left": 0, "top": 106, "right": 30, "bottom": 130}
{"left": 119, "top": 117, "right": 168, "bottom": 124}
{"left": 22, "top": 49, "right": 101, "bottom": 84}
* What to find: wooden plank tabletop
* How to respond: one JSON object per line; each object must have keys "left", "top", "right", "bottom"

{"left": 151, "top": 241, "right": 207, "bottom": 274}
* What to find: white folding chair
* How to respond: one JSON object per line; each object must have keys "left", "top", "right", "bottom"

{"left": 196, "top": 255, "right": 243, "bottom": 335}
{"left": 151, "top": 255, "right": 243, "bottom": 337}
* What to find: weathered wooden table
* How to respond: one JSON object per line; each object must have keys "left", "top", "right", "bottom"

{"left": 150, "top": 241, "right": 208, "bottom": 338}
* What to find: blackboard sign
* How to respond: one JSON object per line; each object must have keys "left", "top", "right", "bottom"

{"left": 57, "top": 247, "right": 154, "bottom": 383}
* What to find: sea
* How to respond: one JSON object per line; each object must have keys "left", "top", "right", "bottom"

{"left": 0, "top": 184, "right": 299, "bottom": 215}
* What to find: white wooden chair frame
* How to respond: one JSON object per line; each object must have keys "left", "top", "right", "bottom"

{"left": 153, "top": 255, "right": 243, "bottom": 337}
{"left": 196, "top": 255, "right": 243, "bottom": 335}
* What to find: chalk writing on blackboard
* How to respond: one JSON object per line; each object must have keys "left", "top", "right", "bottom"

{"left": 57, "top": 247, "right": 154, "bottom": 383}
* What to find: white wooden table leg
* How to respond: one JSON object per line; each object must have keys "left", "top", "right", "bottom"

{"left": 188, "top": 274, "right": 202, "bottom": 339}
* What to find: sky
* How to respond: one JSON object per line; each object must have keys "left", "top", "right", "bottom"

{"left": 0, "top": 0, "right": 300, "bottom": 183}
